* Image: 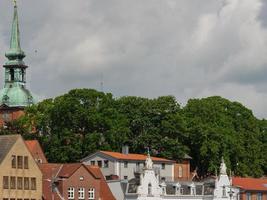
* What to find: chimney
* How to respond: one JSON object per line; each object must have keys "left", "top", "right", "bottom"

{"left": 122, "top": 145, "right": 129, "bottom": 154}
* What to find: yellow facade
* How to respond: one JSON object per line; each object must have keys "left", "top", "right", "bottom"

{"left": 0, "top": 135, "right": 42, "bottom": 200}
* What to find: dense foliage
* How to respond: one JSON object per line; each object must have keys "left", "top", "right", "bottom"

{"left": 1, "top": 89, "right": 266, "bottom": 177}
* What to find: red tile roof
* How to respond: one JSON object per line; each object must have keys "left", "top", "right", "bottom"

{"left": 100, "top": 150, "right": 175, "bottom": 162}
{"left": 232, "top": 177, "right": 267, "bottom": 191}
{"left": 38, "top": 163, "right": 62, "bottom": 200}
{"left": 39, "top": 163, "right": 115, "bottom": 200}
{"left": 86, "top": 165, "right": 116, "bottom": 200}
{"left": 25, "top": 140, "right": 48, "bottom": 163}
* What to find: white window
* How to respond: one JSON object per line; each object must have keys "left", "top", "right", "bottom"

{"left": 68, "top": 187, "right": 75, "bottom": 199}
{"left": 88, "top": 188, "right": 95, "bottom": 200}
{"left": 78, "top": 188, "right": 85, "bottom": 199}
{"left": 257, "top": 193, "right": 262, "bottom": 200}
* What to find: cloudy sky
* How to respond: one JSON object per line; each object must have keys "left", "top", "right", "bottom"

{"left": 0, "top": 0, "right": 267, "bottom": 118}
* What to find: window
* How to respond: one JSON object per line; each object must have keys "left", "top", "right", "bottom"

{"left": 90, "top": 161, "right": 95, "bottom": 165}
{"left": 78, "top": 188, "right": 85, "bottom": 199}
{"left": 10, "top": 68, "right": 14, "bottom": 81}
{"left": 124, "top": 176, "right": 128, "bottom": 180}
{"left": 11, "top": 155, "right": 16, "bottom": 168}
{"left": 3, "top": 176, "right": 9, "bottom": 189}
{"left": 10, "top": 176, "right": 16, "bottom": 189}
{"left": 97, "top": 160, "right": 102, "bottom": 168}
{"left": 136, "top": 162, "right": 140, "bottom": 167}
{"left": 17, "top": 177, "right": 23, "bottom": 189}
{"left": 257, "top": 193, "right": 262, "bottom": 200}
{"left": 161, "top": 163, "right": 165, "bottom": 170}
{"left": 178, "top": 166, "right": 183, "bottom": 178}
{"left": 31, "top": 177, "right": 36, "bottom": 190}
{"left": 246, "top": 193, "right": 251, "bottom": 200}
{"left": 148, "top": 183, "right": 152, "bottom": 195}
{"left": 88, "top": 188, "right": 95, "bottom": 200}
{"left": 161, "top": 177, "right": 166, "bottom": 181}
{"left": 24, "top": 156, "right": 29, "bottom": 169}
{"left": 17, "top": 156, "right": 23, "bottom": 169}
{"left": 68, "top": 187, "right": 75, "bottom": 199}
{"left": 80, "top": 176, "right": 84, "bottom": 181}
{"left": 24, "top": 177, "right": 30, "bottom": 190}
{"left": 104, "top": 160, "right": 109, "bottom": 168}
{"left": 222, "top": 186, "right": 226, "bottom": 197}
{"left": 180, "top": 188, "right": 184, "bottom": 195}
{"left": 124, "top": 161, "right": 128, "bottom": 168}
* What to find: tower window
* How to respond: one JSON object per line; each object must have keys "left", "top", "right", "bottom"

{"left": 10, "top": 68, "right": 14, "bottom": 81}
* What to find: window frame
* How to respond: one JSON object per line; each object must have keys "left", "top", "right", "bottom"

{"left": 161, "top": 163, "right": 165, "bottom": 170}
{"left": 88, "top": 188, "right": 95, "bottom": 200}
{"left": 257, "top": 193, "right": 262, "bottom": 200}
{"left": 124, "top": 161, "right": 128, "bottom": 168}
{"left": 3, "top": 176, "right": 9, "bottom": 189}
{"left": 104, "top": 160, "right": 109, "bottom": 168}
{"left": 24, "top": 177, "right": 30, "bottom": 190}
{"left": 78, "top": 187, "right": 85, "bottom": 199}
{"left": 17, "top": 156, "right": 23, "bottom": 169}
{"left": 11, "top": 155, "right": 16, "bottom": 168}
{"left": 31, "top": 177, "right": 37, "bottom": 190}
{"left": 68, "top": 187, "right": 75, "bottom": 199}
{"left": 10, "top": 176, "right": 16, "bottom": 189}
{"left": 246, "top": 192, "right": 251, "bottom": 200}
{"left": 24, "top": 156, "right": 29, "bottom": 169}
{"left": 17, "top": 177, "right": 23, "bottom": 189}
{"left": 97, "top": 160, "right": 102, "bottom": 168}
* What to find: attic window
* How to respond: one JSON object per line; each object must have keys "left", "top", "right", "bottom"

{"left": 80, "top": 176, "right": 84, "bottom": 181}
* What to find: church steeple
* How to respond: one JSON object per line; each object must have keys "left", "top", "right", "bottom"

{"left": 0, "top": 1, "right": 34, "bottom": 111}
{"left": 5, "top": 0, "right": 26, "bottom": 66}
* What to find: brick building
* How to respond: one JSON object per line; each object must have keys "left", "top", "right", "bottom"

{"left": 0, "top": 135, "right": 43, "bottom": 200}
{"left": 39, "top": 163, "right": 115, "bottom": 200}
{"left": 233, "top": 177, "right": 267, "bottom": 200}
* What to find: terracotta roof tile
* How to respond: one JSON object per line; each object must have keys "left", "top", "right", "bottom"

{"left": 100, "top": 150, "right": 175, "bottom": 162}
{"left": 38, "top": 163, "right": 62, "bottom": 200}
{"left": 25, "top": 140, "right": 48, "bottom": 163}
{"left": 58, "top": 163, "right": 82, "bottom": 178}
{"left": 232, "top": 177, "right": 267, "bottom": 191}
{"left": 86, "top": 165, "right": 116, "bottom": 200}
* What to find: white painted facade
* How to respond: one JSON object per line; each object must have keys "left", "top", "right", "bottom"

{"left": 81, "top": 151, "right": 175, "bottom": 181}
{"left": 121, "top": 156, "right": 240, "bottom": 200}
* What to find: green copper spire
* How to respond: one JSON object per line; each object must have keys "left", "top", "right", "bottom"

{"left": 0, "top": 1, "right": 35, "bottom": 108}
{"left": 5, "top": 0, "right": 25, "bottom": 65}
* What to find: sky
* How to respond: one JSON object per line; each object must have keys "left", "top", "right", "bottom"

{"left": 0, "top": 0, "right": 267, "bottom": 118}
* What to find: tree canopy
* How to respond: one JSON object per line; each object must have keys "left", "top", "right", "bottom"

{"left": 1, "top": 89, "right": 266, "bottom": 177}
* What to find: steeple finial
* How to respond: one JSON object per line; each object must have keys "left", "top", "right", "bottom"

{"left": 5, "top": 0, "right": 25, "bottom": 63}
{"left": 220, "top": 157, "right": 227, "bottom": 175}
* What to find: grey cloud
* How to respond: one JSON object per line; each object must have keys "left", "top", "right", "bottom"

{"left": 0, "top": 0, "right": 267, "bottom": 118}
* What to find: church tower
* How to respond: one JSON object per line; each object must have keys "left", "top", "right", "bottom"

{"left": 0, "top": 1, "right": 34, "bottom": 125}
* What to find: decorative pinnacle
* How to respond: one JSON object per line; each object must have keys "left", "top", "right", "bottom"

{"left": 13, "top": 0, "right": 17, "bottom": 7}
